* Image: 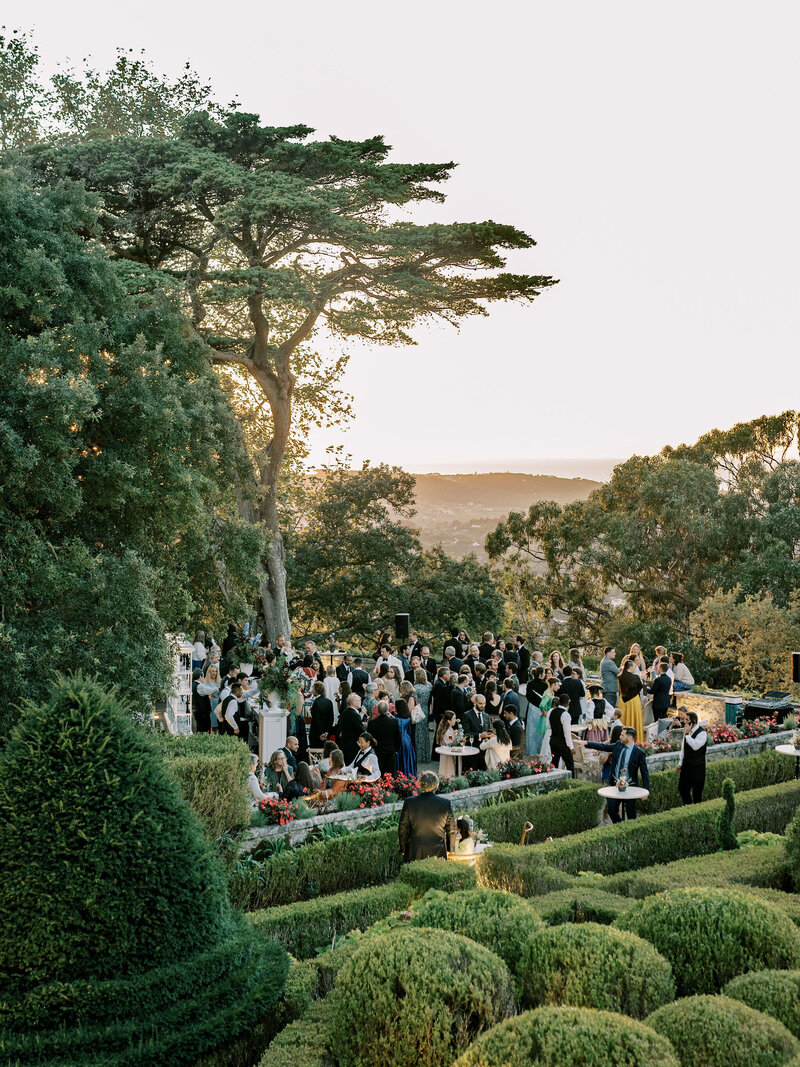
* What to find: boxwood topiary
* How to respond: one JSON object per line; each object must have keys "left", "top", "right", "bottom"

{"left": 724, "top": 970, "right": 800, "bottom": 1039}
{"left": 0, "top": 673, "right": 288, "bottom": 1065}
{"left": 453, "top": 1006, "right": 679, "bottom": 1067}
{"left": 647, "top": 994, "right": 800, "bottom": 1066}
{"left": 529, "top": 888, "right": 635, "bottom": 926}
{"left": 475, "top": 843, "right": 576, "bottom": 896}
{"left": 396, "top": 856, "right": 477, "bottom": 894}
{"left": 519, "top": 922, "right": 675, "bottom": 1019}
{"left": 331, "top": 926, "right": 515, "bottom": 1067}
{"left": 409, "top": 888, "right": 542, "bottom": 976}
{"left": 617, "top": 887, "right": 800, "bottom": 996}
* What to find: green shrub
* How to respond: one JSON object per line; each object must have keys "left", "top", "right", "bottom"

{"left": 472, "top": 779, "right": 601, "bottom": 844}
{"left": 476, "top": 844, "right": 576, "bottom": 896}
{"left": 259, "top": 995, "right": 332, "bottom": 1067}
{"left": 618, "top": 887, "right": 800, "bottom": 995}
{"left": 641, "top": 749, "right": 793, "bottom": 813}
{"left": 724, "top": 970, "right": 800, "bottom": 1039}
{"left": 248, "top": 882, "right": 414, "bottom": 959}
{"left": 603, "top": 841, "right": 789, "bottom": 897}
{"left": 229, "top": 826, "right": 401, "bottom": 910}
{"left": 741, "top": 888, "right": 800, "bottom": 927}
{"left": 646, "top": 994, "right": 800, "bottom": 1066}
{"left": 0, "top": 674, "right": 288, "bottom": 1066}
{"left": 453, "top": 1006, "right": 679, "bottom": 1067}
{"left": 785, "top": 798, "right": 800, "bottom": 890}
{"left": 528, "top": 779, "right": 800, "bottom": 876}
{"left": 717, "top": 778, "right": 740, "bottom": 850}
{"left": 529, "top": 888, "right": 635, "bottom": 925}
{"left": 396, "top": 856, "right": 477, "bottom": 893}
{"left": 156, "top": 732, "right": 252, "bottom": 838}
{"left": 409, "top": 889, "right": 542, "bottom": 977}
{"left": 331, "top": 927, "right": 514, "bottom": 1067}
{"left": 519, "top": 922, "right": 675, "bottom": 1018}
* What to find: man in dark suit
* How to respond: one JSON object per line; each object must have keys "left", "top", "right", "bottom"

{"left": 337, "top": 693, "right": 365, "bottom": 765}
{"left": 419, "top": 646, "right": 438, "bottom": 682}
{"left": 514, "top": 636, "right": 531, "bottom": 683}
{"left": 463, "top": 693, "right": 492, "bottom": 770}
{"left": 404, "top": 655, "right": 423, "bottom": 683}
{"left": 349, "top": 658, "right": 370, "bottom": 698}
{"left": 500, "top": 677, "right": 521, "bottom": 718}
{"left": 336, "top": 654, "right": 355, "bottom": 686}
{"left": 478, "top": 631, "right": 496, "bottom": 662}
{"left": 371, "top": 700, "right": 401, "bottom": 775}
{"left": 651, "top": 662, "right": 672, "bottom": 722}
{"left": 444, "top": 645, "right": 464, "bottom": 674}
{"left": 309, "top": 682, "right": 335, "bottom": 748}
{"left": 398, "top": 770, "right": 456, "bottom": 861}
{"left": 430, "top": 667, "right": 453, "bottom": 725}
{"left": 559, "top": 665, "right": 585, "bottom": 724}
{"left": 451, "top": 675, "right": 473, "bottom": 722}
{"left": 501, "top": 705, "right": 524, "bottom": 754}
{"left": 580, "top": 727, "right": 650, "bottom": 822}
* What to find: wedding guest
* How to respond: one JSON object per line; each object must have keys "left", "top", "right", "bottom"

{"left": 549, "top": 694, "right": 576, "bottom": 775}
{"left": 480, "top": 721, "right": 513, "bottom": 769}
{"left": 264, "top": 749, "right": 294, "bottom": 795}
{"left": 316, "top": 740, "right": 338, "bottom": 775}
{"left": 309, "top": 681, "right": 335, "bottom": 748}
{"left": 395, "top": 699, "right": 417, "bottom": 777}
{"left": 337, "top": 693, "right": 366, "bottom": 765}
{"left": 650, "top": 661, "right": 673, "bottom": 723}
{"left": 670, "top": 652, "right": 695, "bottom": 692}
{"left": 454, "top": 817, "right": 475, "bottom": 855}
{"left": 501, "top": 704, "right": 524, "bottom": 755}
{"left": 601, "top": 646, "right": 620, "bottom": 707}
{"left": 248, "top": 753, "right": 277, "bottom": 809}
{"left": 323, "top": 665, "right": 341, "bottom": 706}
{"left": 676, "top": 711, "right": 707, "bottom": 804}
{"left": 398, "top": 770, "right": 456, "bottom": 862}
{"left": 578, "top": 727, "right": 649, "bottom": 821}
{"left": 435, "top": 711, "right": 458, "bottom": 778}
{"left": 618, "top": 659, "right": 644, "bottom": 740}
{"left": 371, "top": 700, "right": 401, "bottom": 776}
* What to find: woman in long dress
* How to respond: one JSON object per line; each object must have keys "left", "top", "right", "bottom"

{"left": 435, "top": 711, "right": 458, "bottom": 778}
{"left": 535, "top": 677, "right": 561, "bottom": 761}
{"left": 618, "top": 659, "right": 644, "bottom": 740}
{"left": 395, "top": 699, "right": 417, "bottom": 776}
{"left": 525, "top": 668, "right": 548, "bottom": 756}
{"left": 402, "top": 679, "right": 430, "bottom": 766}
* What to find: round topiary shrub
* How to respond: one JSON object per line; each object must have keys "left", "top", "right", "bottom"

{"left": 0, "top": 674, "right": 288, "bottom": 1065}
{"left": 617, "top": 887, "right": 800, "bottom": 995}
{"left": 453, "top": 1006, "right": 679, "bottom": 1067}
{"left": 530, "top": 888, "right": 635, "bottom": 926}
{"left": 647, "top": 995, "right": 800, "bottom": 1066}
{"left": 518, "top": 922, "right": 675, "bottom": 1018}
{"left": 724, "top": 970, "right": 800, "bottom": 1039}
{"left": 331, "top": 926, "right": 515, "bottom": 1067}
{"left": 410, "top": 888, "right": 543, "bottom": 975}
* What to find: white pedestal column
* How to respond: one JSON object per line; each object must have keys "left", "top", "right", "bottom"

{"left": 258, "top": 708, "right": 290, "bottom": 765}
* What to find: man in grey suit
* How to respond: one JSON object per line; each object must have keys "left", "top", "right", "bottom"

{"left": 398, "top": 770, "right": 456, "bottom": 861}
{"left": 601, "top": 646, "right": 620, "bottom": 708}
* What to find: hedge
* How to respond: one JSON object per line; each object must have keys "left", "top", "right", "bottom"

{"left": 785, "top": 800, "right": 800, "bottom": 889}
{"left": 248, "top": 882, "right": 415, "bottom": 959}
{"left": 647, "top": 995, "right": 800, "bottom": 1067}
{"left": 475, "top": 845, "right": 576, "bottom": 897}
{"left": 259, "top": 995, "right": 332, "bottom": 1067}
{"left": 505, "top": 778, "right": 800, "bottom": 878}
{"left": 724, "top": 971, "right": 800, "bottom": 1039}
{"left": 229, "top": 826, "right": 401, "bottom": 910}
{"left": 519, "top": 922, "right": 675, "bottom": 1018}
{"left": 396, "top": 857, "right": 477, "bottom": 893}
{"left": 453, "top": 1007, "right": 679, "bottom": 1067}
{"left": 472, "top": 780, "right": 601, "bottom": 844}
{"left": 618, "top": 887, "right": 800, "bottom": 996}
{"left": 602, "top": 840, "right": 789, "bottom": 897}
{"left": 157, "top": 732, "right": 252, "bottom": 838}
{"left": 331, "top": 928, "right": 515, "bottom": 1067}
{"left": 528, "top": 887, "right": 636, "bottom": 926}
{"left": 640, "top": 748, "right": 792, "bottom": 813}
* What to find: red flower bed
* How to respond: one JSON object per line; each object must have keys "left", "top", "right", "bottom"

{"left": 257, "top": 796, "right": 296, "bottom": 825}
{"left": 710, "top": 723, "right": 740, "bottom": 744}
{"left": 497, "top": 755, "right": 553, "bottom": 779}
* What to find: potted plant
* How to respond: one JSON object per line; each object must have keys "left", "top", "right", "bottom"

{"left": 258, "top": 654, "right": 302, "bottom": 710}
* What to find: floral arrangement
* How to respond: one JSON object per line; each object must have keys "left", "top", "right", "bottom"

{"left": 257, "top": 796, "right": 295, "bottom": 826}
{"left": 737, "top": 715, "right": 776, "bottom": 739}
{"left": 229, "top": 636, "right": 260, "bottom": 668}
{"left": 258, "top": 654, "right": 302, "bottom": 708}
{"left": 496, "top": 755, "right": 553, "bottom": 779}
{"left": 344, "top": 776, "right": 401, "bottom": 808}
{"left": 710, "top": 723, "right": 740, "bottom": 744}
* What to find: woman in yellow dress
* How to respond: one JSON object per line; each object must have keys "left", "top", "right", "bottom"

{"left": 618, "top": 659, "right": 644, "bottom": 741}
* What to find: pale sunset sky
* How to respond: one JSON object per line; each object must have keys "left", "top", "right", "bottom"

{"left": 8, "top": 0, "right": 800, "bottom": 475}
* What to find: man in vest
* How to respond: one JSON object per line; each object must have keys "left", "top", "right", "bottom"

{"left": 676, "top": 711, "right": 707, "bottom": 804}
{"left": 549, "top": 694, "right": 576, "bottom": 776}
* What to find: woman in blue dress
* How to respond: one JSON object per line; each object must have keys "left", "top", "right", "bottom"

{"left": 394, "top": 698, "right": 417, "bottom": 777}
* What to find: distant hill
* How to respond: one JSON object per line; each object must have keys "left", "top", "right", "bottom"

{"left": 408, "top": 473, "right": 601, "bottom": 560}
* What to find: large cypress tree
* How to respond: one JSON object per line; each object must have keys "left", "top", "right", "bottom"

{"left": 0, "top": 674, "right": 287, "bottom": 1065}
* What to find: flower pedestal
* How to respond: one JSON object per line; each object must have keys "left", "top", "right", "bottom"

{"left": 258, "top": 707, "right": 290, "bottom": 766}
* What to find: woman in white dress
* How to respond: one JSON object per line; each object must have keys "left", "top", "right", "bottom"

{"left": 479, "top": 722, "right": 513, "bottom": 770}
{"left": 435, "top": 711, "right": 458, "bottom": 778}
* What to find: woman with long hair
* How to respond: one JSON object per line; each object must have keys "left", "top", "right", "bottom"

{"left": 549, "top": 650, "right": 565, "bottom": 679}
{"left": 484, "top": 679, "right": 502, "bottom": 719}
{"left": 383, "top": 665, "right": 402, "bottom": 700}
{"left": 395, "top": 699, "right": 417, "bottom": 776}
{"left": 435, "top": 711, "right": 458, "bottom": 778}
{"left": 454, "top": 817, "right": 475, "bottom": 855}
{"left": 619, "top": 659, "right": 644, "bottom": 739}
{"left": 536, "top": 676, "right": 561, "bottom": 761}
{"left": 401, "top": 680, "right": 429, "bottom": 765}
{"left": 264, "top": 749, "right": 294, "bottom": 795}
{"left": 525, "top": 665, "right": 548, "bottom": 756}
{"left": 480, "top": 721, "right": 512, "bottom": 769}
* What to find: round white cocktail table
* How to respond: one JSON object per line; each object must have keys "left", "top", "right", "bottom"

{"left": 435, "top": 745, "right": 479, "bottom": 777}
{"left": 598, "top": 784, "right": 649, "bottom": 821}
{"left": 775, "top": 744, "right": 800, "bottom": 780}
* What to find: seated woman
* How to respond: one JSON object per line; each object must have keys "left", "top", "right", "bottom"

{"left": 315, "top": 748, "right": 347, "bottom": 810}
{"left": 263, "top": 749, "right": 295, "bottom": 796}
{"left": 454, "top": 817, "right": 475, "bottom": 855}
{"left": 670, "top": 652, "right": 695, "bottom": 692}
{"left": 343, "top": 732, "right": 381, "bottom": 781}
{"left": 295, "top": 760, "right": 322, "bottom": 792}
{"left": 248, "top": 753, "right": 278, "bottom": 810}
{"left": 316, "top": 740, "right": 338, "bottom": 776}
{"left": 479, "top": 721, "right": 512, "bottom": 770}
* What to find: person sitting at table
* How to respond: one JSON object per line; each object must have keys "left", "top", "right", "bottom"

{"left": 435, "top": 711, "right": 458, "bottom": 778}
{"left": 343, "top": 732, "right": 381, "bottom": 781}
{"left": 316, "top": 740, "right": 338, "bottom": 775}
{"left": 577, "top": 727, "right": 649, "bottom": 822}
{"left": 264, "top": 749, "right": 295, "bottom": 797}
{"left": 398, "top": 770, "right": 456, "bottom": 862}
{"left": 479, "top": 721, "right": 513, "bottom": 770}
{"left": 315, "top": 749, "right": 348, "bottom": 811}
{"left": 248, "top": 753, "right": 278, "bottom": 809}
{"left": 295, "top": 760, "right": 322, "bottom": 793}
{"left": 454, "top": 817, "right": 475, "bottom": 855}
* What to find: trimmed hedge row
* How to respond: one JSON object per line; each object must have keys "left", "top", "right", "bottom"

{"left": 454, "top": 1007, "right": 679, "bottom": 1067}
{"left": 602, "top": 841, "right": 789, "bottom": 897}
{"left": 647, "top": 995, "right": 800, "bottom": 1067}
{"left": 248, "top": 882, "right": 415, "bottom": 959}
{"left": 229, "top": 827, "right": 401, "bottom": 910}
{"left": 472, "top": 780, "right": 601, "bottom": 844}
{"left": 640, "top": 748, "right": 792, "bottom": 814}
{"left": 157, "top": 733, "right": 252, "bottom": 839}
{"left": 529, "top": 887, "right": 636, "bottom": 926}
{"left": 396, "top": 857, "right": 477, "bottom": 894}
{"left": 510, "top": 779, "right": 800, "bottom": 878}
{"left": 258, "top": 995, "right": 332, "bottom": 1067}
{"left": 476, "top": 845, "right": 577, "bottom": 897}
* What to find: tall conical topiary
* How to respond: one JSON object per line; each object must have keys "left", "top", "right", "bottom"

{"left": 0, "top": 674, "right": 287, "bottom": 1065}
{"left": 716, "top": 778, "right": 740, "bottom": 852}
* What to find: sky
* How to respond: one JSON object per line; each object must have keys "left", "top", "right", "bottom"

{"left": 8, "top": 0, "right": 800, "bottom": 475}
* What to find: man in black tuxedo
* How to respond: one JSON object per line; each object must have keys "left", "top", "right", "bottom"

{"left": 337, "top": 693, "right": 365, "bottom": 765}
{"left": 463, "top": 693, "right": 492, "bottom": 770}
{"left": 309, "top": 682, "right": 335, "bottom": 748}
{"left": 501, "top": 705, "right": 524, "bottom": 754}
{"left": 349, "top": 657, "right": 370, "bottom": 698}
{"left": 478, "top": 631, "right": 496, "bottom": 662}
{"left": 651, "top": 662, "right": 672, "bottom": 722}
{"left": 398, "top": 770, "right": 456, "bottom": 861}
{"left": 451, "top": 675, "right": 473, "bottom": 722}
{"left": 514, "top": 636, "right": 531, "bottom": 683}
{"left": 559, "top": 665, "right": 585, "bottom": 724}
{"left": 444, "top": 645, "right": 464, "bottom": 674}
{"left": 371, "top": 700, "right": 401, "bottom": 776}
{"left": 336, "top": 654, "right": 355, "bottom": 686}
{"left": 419, "top": 646, "right": 438, "bottom": 682}
{"left": 430, "top": 667, "right": 453, "bottom": 725}
{"left": 405, "top": 655, "right": 423, "bottom": 683}
{"left": 580, "top": 728, "right": 650, "bottom": 821}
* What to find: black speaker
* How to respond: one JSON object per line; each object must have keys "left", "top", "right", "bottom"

{"left": 793, "top": 652, "right": 800, "bottom": 684}
{"left": 394, "top": 613, "right": 410, "bottom": 641}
